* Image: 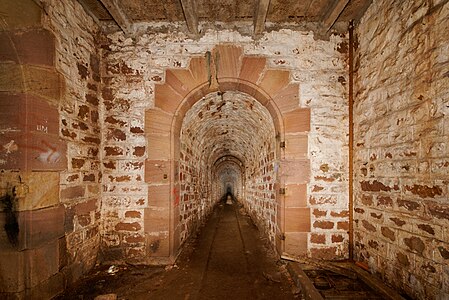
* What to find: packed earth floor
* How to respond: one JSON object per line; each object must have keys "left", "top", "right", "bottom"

{"left": 58, "top": 197, "right": 297, "bottom": 299}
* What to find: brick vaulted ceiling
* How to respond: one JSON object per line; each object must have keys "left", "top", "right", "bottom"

{"left": 77, "top": 0, "right": 372, "bottom": 36}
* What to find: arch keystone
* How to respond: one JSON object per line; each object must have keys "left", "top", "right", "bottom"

{"left": 213, "top": 44, "right": 243, "bottom": 79}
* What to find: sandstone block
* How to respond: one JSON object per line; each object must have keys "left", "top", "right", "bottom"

{"left": 147, "top": 134, "right": 170, "bottom": 160}
{"left": 19, "top": 205, "right": 65, "bottom": 250}
{"left": 259, "top": 70, "right": 290, "bottom": 96}
{"left": 144, "top": 208, "right": 169, "bottom": 232}
{"left": 239, "top": 57, "right": 266, "bottom": 83}
{"left": 165, "top": 69, "right": 196, "bottom": 95}
{"left": 284, "top": 232, "right": 308, "bottom": 256}
{"left": 284, "top": 134, "right": 308, "bottom": 159}
{"left": 283, "top": 108, "right": 311, "bottom": 133}
{"left": 0, "top": 250, "right": 26, "bottom": 292}
{"left": 154, "top": 84, "right": 183, "bottom": 114}
{"left": 145, "top": 160, "right": 170, "bottom": 183}
{"left": 285, "top": 207, "right": 311, "bottom": 232}
{"left": 214, "top": 44, "right": 243, "bottom": 79}
{"left": 148, "top": 184, "right": 170, "bottom": 208}
{"left": 15, "top": 171, "right": 60, "bottom": 211}
{"left": 280, "top": 159, "right": 310, "bottom": 184}
{"left": 272, "top": 83, "right": 300, "bottom": 113}
{"left": 0, "top": 28, "right": 55, "bottom": 66}
{"left": 146, "top": 232, "right": 169, "bottom": 257}
{"left": 0, "top": 63, "right": 64, "bottom": 102}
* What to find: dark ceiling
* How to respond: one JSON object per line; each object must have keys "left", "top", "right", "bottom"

{"left": 77, "top": 0, "right": 372, "bottom": 36}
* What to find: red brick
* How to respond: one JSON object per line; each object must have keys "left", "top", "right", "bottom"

{"left": 71, "top": 158, "right": 85, "bottom": 169}
{"left": 381, "top": 226, "right": 395, "bottom": 241}
{"left": 404, "top": 236, "right": 425, "bottom": 255}
{"left": 104, "top": 146, "right": 124, "bottom": 156}
{"left": 330, "top": 210, "right": 349, "bottom": 218}
{"left": 125, "top": 211, "right": 142, "bottom": 218}
{"left": 332, "top": 234, "right": 344, "bottom": 243}
{"left": 361, "top": 220, "right": 376, "bottom": 232}
{"left": 310, "top": 233, "right": 326, "bottom": 244}
{"left": 313, "top": 220, "right": 334, "bottom": 229}
{"left": 107, "top": 128, "right": 126, "bottom": 141}
{"left": 310, "top": 247, "right": 337, "bottom": 260}
{"left": 337, "top": 221, "right": 349, "bottom": 231}
{"left": 105, "top": 115, "right": 127, "bottom": 126}
{"left": 312, "top": 208, "right": 327, "bottom": 218}
{"left": 115, "top": 222, "right": 141, "bottom": 232}
{"left": 133, "top": 146, "right": 145, "bottom": 157}
{"left": 60, "top": 185, "right": 85, "bottom": 200}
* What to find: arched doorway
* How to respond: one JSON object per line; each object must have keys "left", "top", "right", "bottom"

{"left": 144, "top": 45, "right": 311, "bottom": 263}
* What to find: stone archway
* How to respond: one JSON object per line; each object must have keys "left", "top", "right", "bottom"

{"left": 144, "top": 44, "right": 311, "bottom": 263}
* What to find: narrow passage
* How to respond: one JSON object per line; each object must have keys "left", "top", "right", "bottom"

{"left": 58, "top": 198, "right": 297, "bottom": 299}
{"left": 149, "top": 197, "right": 296, "bottom": 299}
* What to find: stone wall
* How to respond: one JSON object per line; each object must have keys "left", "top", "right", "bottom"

{"left": 353, "top": 0, "right": 449, "bottom": 298}
{"left": 180, "top": 90, "right": 277, "bottom": 244}
{"left": 0, "top": 0, "right": 102, "bottom": 297}
{"left": 102, "top": 26, "right": 349, "bottom": 262}
{"left": 41, "top": 0, "right": 103, "bottom": 280}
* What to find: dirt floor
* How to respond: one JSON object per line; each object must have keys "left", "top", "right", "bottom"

{"left": 57, "top": 198, "right": 298, "bottom": 300}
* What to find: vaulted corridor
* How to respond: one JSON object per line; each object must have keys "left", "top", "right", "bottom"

{"left": 59, "top": 198, "right": 296, "bottom": 299}
{"left": 1, "top": 0, "right": 448, "bottom": 299}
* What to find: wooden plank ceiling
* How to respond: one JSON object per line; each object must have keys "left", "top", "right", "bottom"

{"left": 77, "top": 0, "right": 372, "bottom": 36}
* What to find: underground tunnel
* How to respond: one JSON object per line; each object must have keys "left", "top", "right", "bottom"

{"left": 178, "top": 90, "right": 278, "bottom": 244}
{"left": 1, "top": 0, "right": 448, "bottom": 299}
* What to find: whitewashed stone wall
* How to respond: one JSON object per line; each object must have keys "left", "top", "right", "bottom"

{"left": 354, "top": 0, "right": 449, "bottom": 298}
{"left": 102, "top": 26, "right": 349, "bottom": 261}
{"left": 42, "top": 0, "right": 102, "bottom": 279}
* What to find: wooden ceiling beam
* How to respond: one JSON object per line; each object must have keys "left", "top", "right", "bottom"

{"left": 323, "top": 0, "right": 350, "bottom": 31}
{"left": 180, "top": 0, "right": 199, "bottom": 36}
{"left": 98, "top": 0, "right": 132, "bottom": 35}
{"left": 254, "top": 0, "right": 270, "bottom": 35}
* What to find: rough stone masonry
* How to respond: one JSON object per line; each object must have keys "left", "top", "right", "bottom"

{"left": 353, "top": 0, "right": 449, "bottom": 299}
{"left": 0, "top": 0, "right": 447, "bottom": 299}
